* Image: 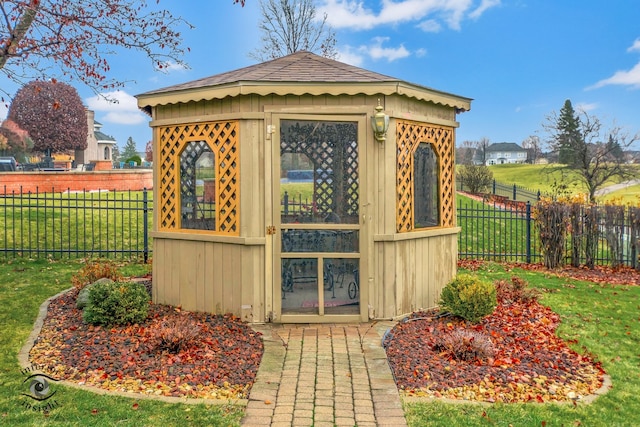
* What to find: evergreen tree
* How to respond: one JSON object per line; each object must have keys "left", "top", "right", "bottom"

{"left": 120, "top": 137, "right": 138, "bottom": 161}
{"left": 556, "top": 100, "right": 581, "bottom": 165}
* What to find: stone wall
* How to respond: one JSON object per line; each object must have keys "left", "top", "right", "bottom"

{"left": 0, "top": 170, "right": 153, "bottom": 194}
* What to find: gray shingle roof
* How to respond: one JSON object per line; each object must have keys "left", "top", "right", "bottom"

{"left": 136, "top": 51, "right": 472, "bottom": 111}
{"left": 140, "top": 51, "right": 399, "bottom": 95}
{"left": 487, "top": 142, "right": 525, "bottom": 152}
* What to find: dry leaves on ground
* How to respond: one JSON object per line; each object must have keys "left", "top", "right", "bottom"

{"left": 29, "top": 288, "right": 263, "bottom": 400}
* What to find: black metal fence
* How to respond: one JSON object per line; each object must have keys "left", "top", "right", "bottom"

{"left": 0, "top": 187, "right": 151, "bottom": 261}
{"left": 457, "top": 178, "right": 543, "bottom": 203}
{"left": 457, "top": 199, "right": 640, "bottom": 269}
{"left": 1, "top": 187, "right": 639, "bottom": 269}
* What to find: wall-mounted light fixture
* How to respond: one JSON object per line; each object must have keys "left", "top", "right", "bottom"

{"left": 371, "top": 99, "right": 389, "bottom": 143}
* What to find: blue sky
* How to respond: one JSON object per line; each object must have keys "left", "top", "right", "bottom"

{"left": 2, "top": 0, "right": 640, "bottom": 152}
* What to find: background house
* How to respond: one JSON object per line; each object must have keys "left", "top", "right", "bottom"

{"left": 479, "top": 142, "right": 528, "bottom": 165}
{"left": 74, "top": 110, "right": 117, "bottom": 166}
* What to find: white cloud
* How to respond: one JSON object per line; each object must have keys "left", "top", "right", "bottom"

{"left": 588, "top": 39, "right": 640, "bottom": 90}
{"left": 84, "top": 90, "right": 148, "bottom": 126}
{"left": 368, "top": 37, "right": 410, "bottom": 61}
{"left": 339, "top": 37, "right": 412, "bottom": 64}
{"left": 415, "top": 48, "right": 428, "bottom": 58}
{"left": 575, "top": 102, "right": 598, "bottom": 113}
{"left": 417, "top": 19, "right": 442, "bottom": 32}
{"left": 319, "top": 0, "right": 499, "bottom": 31}
{"left": 469, "top": 0, "right": 501, "bottom": 20}
{"left": 588, "top": 62, "right": 640, "bottom": 90}
{"left": 336, "top": 47, "right": 366, "bottom": 66}
{"left": 157, "top": 60, "right": 189, "bottom": 72}
{"left": 627, "top": 38, "right": 640, "bottom": 53}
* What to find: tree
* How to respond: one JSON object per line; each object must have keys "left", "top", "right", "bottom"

{"left": 111, "top": 143, "right": 120, "bottom": 162}
{"left": 0, "top": 0, "right": 192, "bottom": 95}
{"left": 472, "top": 138, "right": 491, "bottom": 165}
{"left": 8, "top": 80, "right": 87, "bottom": 157}
{"left": 544, "top": 104, "right": 639, "bottom": 202}
{"left": 250, "top": 0, "right": 338, "bottom": 61}
{"left": 553, "top": 100, "right": 582, "bottom": 165}
{"left": 456, "top": 140, "right": 476, "bottom": 165}
{"left": 457, "top": 164, "right": 493, "bottom": 194}
{"left": 521, "top": 135, "right": 542, "bottom": 164}
{"left": 0, "top": 118, "right": 32, "bottom": 161}
{"left": 120, "top": 136, "right": 138, "bottom": 161}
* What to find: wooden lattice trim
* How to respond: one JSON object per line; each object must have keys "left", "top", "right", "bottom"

{"left": 157, "top": 121, "right": 240, "bottom": 235}
{"left": 396, "top": 120, "right": 455, "bottom": 232}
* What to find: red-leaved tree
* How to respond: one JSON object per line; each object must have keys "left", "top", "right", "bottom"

{"left": 0, "top": 0, "right": 192, "bottom": 95}
{"left": 8, "top": 80, "right": 88, "bottom": 155}
{"left": 145, "top": 140, "right": 153, "bottom": 162}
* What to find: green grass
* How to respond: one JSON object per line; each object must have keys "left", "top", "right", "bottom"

{"left": 0, "top": 258, "right": 243, "bottom": 426}
{"left": 601, "top": 184, "right": 640, "bottom": 205}
{"left": 405, "top": 262, "right": 640, "bottom": 427}
{"left": 487, "top": 163, "right": 639, "bottom": 201}
{"left": 457, "top": 194, "right": 540, "bottom": 262}
{"left": 0, "top": 191, "right": 152, "bottom": 259}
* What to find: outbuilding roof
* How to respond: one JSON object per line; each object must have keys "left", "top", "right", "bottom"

{"left": 137, "top": 51, "right": 472, "bottom": 113}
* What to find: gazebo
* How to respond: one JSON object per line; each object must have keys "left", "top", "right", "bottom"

{"left": 136, "top": 51, "right": 471, "bottom": 324}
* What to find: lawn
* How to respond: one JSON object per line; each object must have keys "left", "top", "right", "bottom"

{"left": 404, "top": 262, "right": 640, "bottom": 427}
{"left": 487, "top": 163, "right": 639, "bottom": 201}
{"left": 2, "top": 259, "right": 638, "bottom": 426}
{"left": 0, "top": 258, "right": 244, "bottom": 427}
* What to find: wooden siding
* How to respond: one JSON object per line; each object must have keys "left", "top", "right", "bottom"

{"left": 149, "top": 92, "right": 461, "bottom": 323}
{"left": 371, "top": 231, "right": 457, "bottom": 319}
{"left": 152, "top": 237, "right": 265, "bottom": 322}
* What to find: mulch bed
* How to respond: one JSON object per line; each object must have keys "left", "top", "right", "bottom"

{"left": 385, "top": 303, "right": 605, "bottom": 403}
{"left": 29, "top": 261, "right": 633, "bottom": 403}
{"left": 29, "top": 286, "right": 263, "bottom": 400}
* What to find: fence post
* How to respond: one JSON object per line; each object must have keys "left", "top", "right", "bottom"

{"left": 513, "top": 184, "right": 517, "bottom": 200}
{"left": 526, "top": 201, "right": 532, "bottom": 264}
{"left": 492, "top": 180, "right": 496, "bottom": 195}
{"left": 283, "top": 191, "right": 289, "bottom": 215}
{"left": 143, "top": 188, "right": 149, "bottom": 264}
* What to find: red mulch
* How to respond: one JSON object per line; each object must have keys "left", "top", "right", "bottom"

{"left": 385, "top": 303, "right": 605, "bottom": 403}
{"left": 30, "top": 260, "right": 631, "bottom": 403}
{"left": 30, "top": 287, "right": 263, "bottom": 400}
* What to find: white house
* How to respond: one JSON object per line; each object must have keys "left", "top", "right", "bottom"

{"left": 482, "top": 142, "right": 527, "bottom": 165}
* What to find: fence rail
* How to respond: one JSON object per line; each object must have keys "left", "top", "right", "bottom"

{"left": 457, "top": 199, "right": 640, "bottom": 269}
{"left": 0, "top": 187, "right": 151, "bottom": 261}
{"left": 457, "top": 178, "right": 543, "bottom": 203}
{"left": 1, "top": 188, "right": 639, "bottom": 270}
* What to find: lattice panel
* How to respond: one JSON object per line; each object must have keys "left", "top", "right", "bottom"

{"left": 396, "top": 120, "right": 454, "bottom": 232}
{"left": 280, "top": 120, "right": 359, "bottom": 219}
{"left": 158, "top": 121, "right": 239, "bottom": 235}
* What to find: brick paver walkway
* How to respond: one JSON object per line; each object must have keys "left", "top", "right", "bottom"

{"left": 242, "top": 322, "right": 407, "bottom": 427}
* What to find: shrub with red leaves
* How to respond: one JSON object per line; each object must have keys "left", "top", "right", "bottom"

{"left": 153, "top": 314, "right": 203, "bottom": 354}
{"left": 433, "top": 329, "right": 495, "bottom": 362}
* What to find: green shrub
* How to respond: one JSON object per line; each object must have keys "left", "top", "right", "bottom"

{"left": 125, "top": 155, "right": 142, "bottom": 165}
{"left": 83, "top": 281, "right": 150, "bottom": 326}
{"left": 440, "top": 274, "right": 497, "bottom": 323}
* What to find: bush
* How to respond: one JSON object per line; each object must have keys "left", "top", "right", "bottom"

{"left": 440, "top": 274, "right": 497, "bottom": 323}
{"left": 71, "top": 260, "right": 122, "bottom": 290}
{"left": 457, "top": 164, "right": 493, "bottom": 194}
{"left": 433, "top": 329, "right": 495, "bottom": 362}
{"left": 495, "top": 276, "right": 539, "bottom": 305}
{"left": 125, "top": 155, "right": 142, "bottom": 165}
{"left": 153, "top": 314, "right": 203, "bottom": 353}
{"left": 83, "top": 281, "right": 150, "bottom": 326}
